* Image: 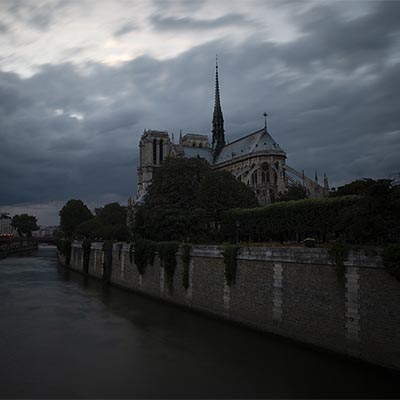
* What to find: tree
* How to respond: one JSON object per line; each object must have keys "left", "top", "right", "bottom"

{"left": 333, "top": 179, "right": 399, "bottom": 244}
{"left": 330, "top": 178, "right": 392, "bottom": 197}
{"left": 75, "top": 202, "right": 130, "bottom": 241}
{"left": 59, "top": 199, "right": 93, "bottom": 236}
{"left": 135, "top": 157, "right": 257, "bottom": 242}
{"left": 276, "top": 183, "right": 308, "bottom": 202}
{"left": 195, "top": 169, "right": 258, "bottom": 220}
{"left": 11, "top": 214, "right": 39, "bottom": 237}
{"left": 96, "top": 202, "right": 127, "bottom": 226}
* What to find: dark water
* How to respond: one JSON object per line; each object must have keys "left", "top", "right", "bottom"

{"left": 0, "top": 246, "right": 399, "bottom": 399}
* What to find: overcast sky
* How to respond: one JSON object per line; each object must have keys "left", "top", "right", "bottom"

{"left": 0, "top": 0, "right": 399, "bottom": 225}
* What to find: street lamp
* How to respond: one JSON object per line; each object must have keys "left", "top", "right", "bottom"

{"left": 235, "top": 220, "right": 240, "bottom": 244}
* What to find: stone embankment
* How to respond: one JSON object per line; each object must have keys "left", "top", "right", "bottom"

{"left": 59, "top": 242, "right": 400, "bottom": 371}
{"left": 0, "top": 239, "right": 38, "bottom": 259}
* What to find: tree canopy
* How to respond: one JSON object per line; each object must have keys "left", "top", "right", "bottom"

{"left": 75, "top": 202, "right": 129, "bottom": 241}
{"left": 276, "top": 183, "right": 308, "bottom": 202}
{"left": 59, "top": 199, "right": 93, "bottom": 236}
{"left": 330, "top": 178, "right": 392, "bottom": 197}
{"left": 96, "top": 202, "right": 127, "bottom": 226}
{"left": 135, "top": 157, "right": 258, "bottom": 242}
{"left": 11, "top": 214, "right": 39, "bottom": 237}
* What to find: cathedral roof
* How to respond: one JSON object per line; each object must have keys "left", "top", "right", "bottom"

{"left": 214, "top": 127, "right": 285, "bottom": 165}
{"left": 182, "top": 146, "right": 213, "bottom": 163}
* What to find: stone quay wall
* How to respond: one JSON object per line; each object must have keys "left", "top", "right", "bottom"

{"left": 60, "top": 242, "right": 400, "bottom": 371}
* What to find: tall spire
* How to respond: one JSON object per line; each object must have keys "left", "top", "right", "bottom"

{"left": 212, "top": 55, "right": 225, "bottom": 159}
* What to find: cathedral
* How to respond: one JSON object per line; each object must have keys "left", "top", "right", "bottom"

{"left": 135, "top": 61, "right": 328, "bottom": 205}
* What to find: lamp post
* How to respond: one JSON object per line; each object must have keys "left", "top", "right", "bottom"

{"left": 235, "top": 220, "right": 240, "bottom": 244}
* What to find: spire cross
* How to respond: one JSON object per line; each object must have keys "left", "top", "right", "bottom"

{"left": 263, "top": 112, "right": 268, "bottom": 129}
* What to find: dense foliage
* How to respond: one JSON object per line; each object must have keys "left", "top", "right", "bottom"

{"left": 60, "top": 200, "right": 129, "bottom": 241}
{"left": 102, "top": 240, "right": 114, "bottom": 283}
{"left": 135, "top": 157, "right": 257, "bottom": 242}
{"left": 329, "top": 240, "right": 350, "bottom": 267}
{"left": 11, "top": 214, "right": 39, "bottom": 237}
{"left": 222, "top": 196, "right": 362, "bottom": 243}
{"left": 181, "top": 243, "right": 192, "bottom": 290}
{"left": 223, "top": 245, "right": 239, "bottom": 286}
{"left": 82, "top": 239, "right": 91, "bottom": 274}
{"left": 158, "top": 241, "right": 179, "bottom": 294}
{"left": 96, "top": 203, "right": 127, "bottom": 226}
{"left": 331, "top": 178, "right": 391, "bottom": 197}
{"left": 222, "top": 179, "right": 399, "bottom": 245}
{"left": 382, "top": 245, "right": 400, "bottom": 281}
{"left": 133, "top": 238, "right": 157, "bottom": 275}
{"left": 57, "top": 239, "right": 72, "bottom": 266}
{"left": 276, "top": 183, "right": 308, "bottom": 202}
{"left": 59, "top": 199, "right": 93, "bottom": 236}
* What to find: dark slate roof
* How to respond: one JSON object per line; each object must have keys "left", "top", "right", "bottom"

{"left": 215, "top": 127, "right": 285, "bottom": 164}
{"left": 182, "top": 146, "right": 214, "bottom": 163}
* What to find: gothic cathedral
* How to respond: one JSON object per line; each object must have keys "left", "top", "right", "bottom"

{"left": 135, "top": 61, "right": 328, "bottom": 205}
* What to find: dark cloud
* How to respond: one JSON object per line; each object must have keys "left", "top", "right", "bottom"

{"left": 0, "top": 1, "right": 399, "bottom": 224}
{"left": 277, "top": 1, "right": 400, "bottom": 72}
{"left": 3, "top": 0, "right": 66, "bottom": 31}
{"left": 150, "top": 13, "right": 252, "bottom": 31}
{"left": 114, "top": 20, "right": 139, "bottom": 37}
{"left": 0, "top": 21, "right": 9, "bottom": 33}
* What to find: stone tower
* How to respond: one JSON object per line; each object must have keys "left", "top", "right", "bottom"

{"left": 211, "top": 58, "right": 225, "bottom": 160}
{"left": 136, "top": 130, "right": 172, "bottom": 200}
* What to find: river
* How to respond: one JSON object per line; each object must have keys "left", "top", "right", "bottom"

{"left": 0, "top": 246, "right": 399, "bottom": 398}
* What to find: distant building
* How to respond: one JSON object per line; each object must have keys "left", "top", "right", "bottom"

{"left": 0, "top": 213, "right": 17, "bottom": 237}
{"left": 32, "top": 226, "right": 59, "bottom": 238}
{"left": 135, "top": 60, "right": 328, "bottom": 205}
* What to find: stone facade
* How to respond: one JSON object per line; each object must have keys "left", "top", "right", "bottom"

{"left": 63, "top": 242, "right": 400, "bottom": 371}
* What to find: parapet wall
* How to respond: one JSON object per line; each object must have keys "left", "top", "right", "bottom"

{"left": 61, "top": 242, "right": 400, "bottom": 371}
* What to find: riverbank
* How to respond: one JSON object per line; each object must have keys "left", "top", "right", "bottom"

{"left": 59, "top": 241, "right": 400, "bottom": 372}
{"left": 0, "top": 239, "right": 38, "bottom": 259}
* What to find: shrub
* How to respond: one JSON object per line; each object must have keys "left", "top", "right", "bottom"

{"left": 158, "top": 242, "right": 179, "bottom": 294}
{"left": 329, "top": 240, "right": 350, "bottom": 268}
{"left": 58, "top": 239, "right": 72, "bottom": 266}
{"left": 382, "top": 245, "right": 400, "bottom": 281}
{"left": 221, "top": 196, "right": 362, "bottom": 244}
{"left": 82, "top": 239, "right": 91, "bottom": 274}
{"left": 223, "top": 245, "right": 239, "bottom": 286}
{"left": 181, "top": 243, "right": 192, "bottom": 289}
{"left": 303, "top": 238, "right": 316, "bottom": 248}
{"left": 133, "top": 238, "right": 156, "bottom": 275}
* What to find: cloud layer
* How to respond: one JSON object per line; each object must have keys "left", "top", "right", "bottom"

{"left": 0, "top": 0, "right": 399, "bottom": 224}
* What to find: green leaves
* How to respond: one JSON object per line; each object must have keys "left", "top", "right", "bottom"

{"left": 223, "top": 245, "right": 239, "bottom": 286}
{"left": 181, "top": 243, "right": 192, "bottom": 289}
{"left": 59, "top": 199, "right": 93, "bottom": 237}
{"left": 383, "top": 245, "right": 400, "bottom": 281}
{"left": 11, "top": 214, "right": 39, "bottom": 237}
{"left": 133, "top": 238, "right": 157, "bottom": 275}
{"left": 222, "top": 196, "right": 362, "bottom": 243}
{"left": 157, "top": 241, "right": 179, "bottom": 294}
{"left": 135, "top": 157, "right": 257, "bottom": 242}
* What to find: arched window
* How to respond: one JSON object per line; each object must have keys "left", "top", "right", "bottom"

{"left": 251, "top": 170, "right": 258, "bottom": 186}
{"left": 261, "top": 171, "right": 266, "bottom": 184}
{"left": 153, "top": 139, "right": 157, "bottom": 165}
{"left": 159, "top": 139, "right": 164, "bottom": 164}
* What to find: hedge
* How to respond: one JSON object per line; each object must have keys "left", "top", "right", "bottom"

{"left": 221, "top": 195, "right": 362, "bottom": 243}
